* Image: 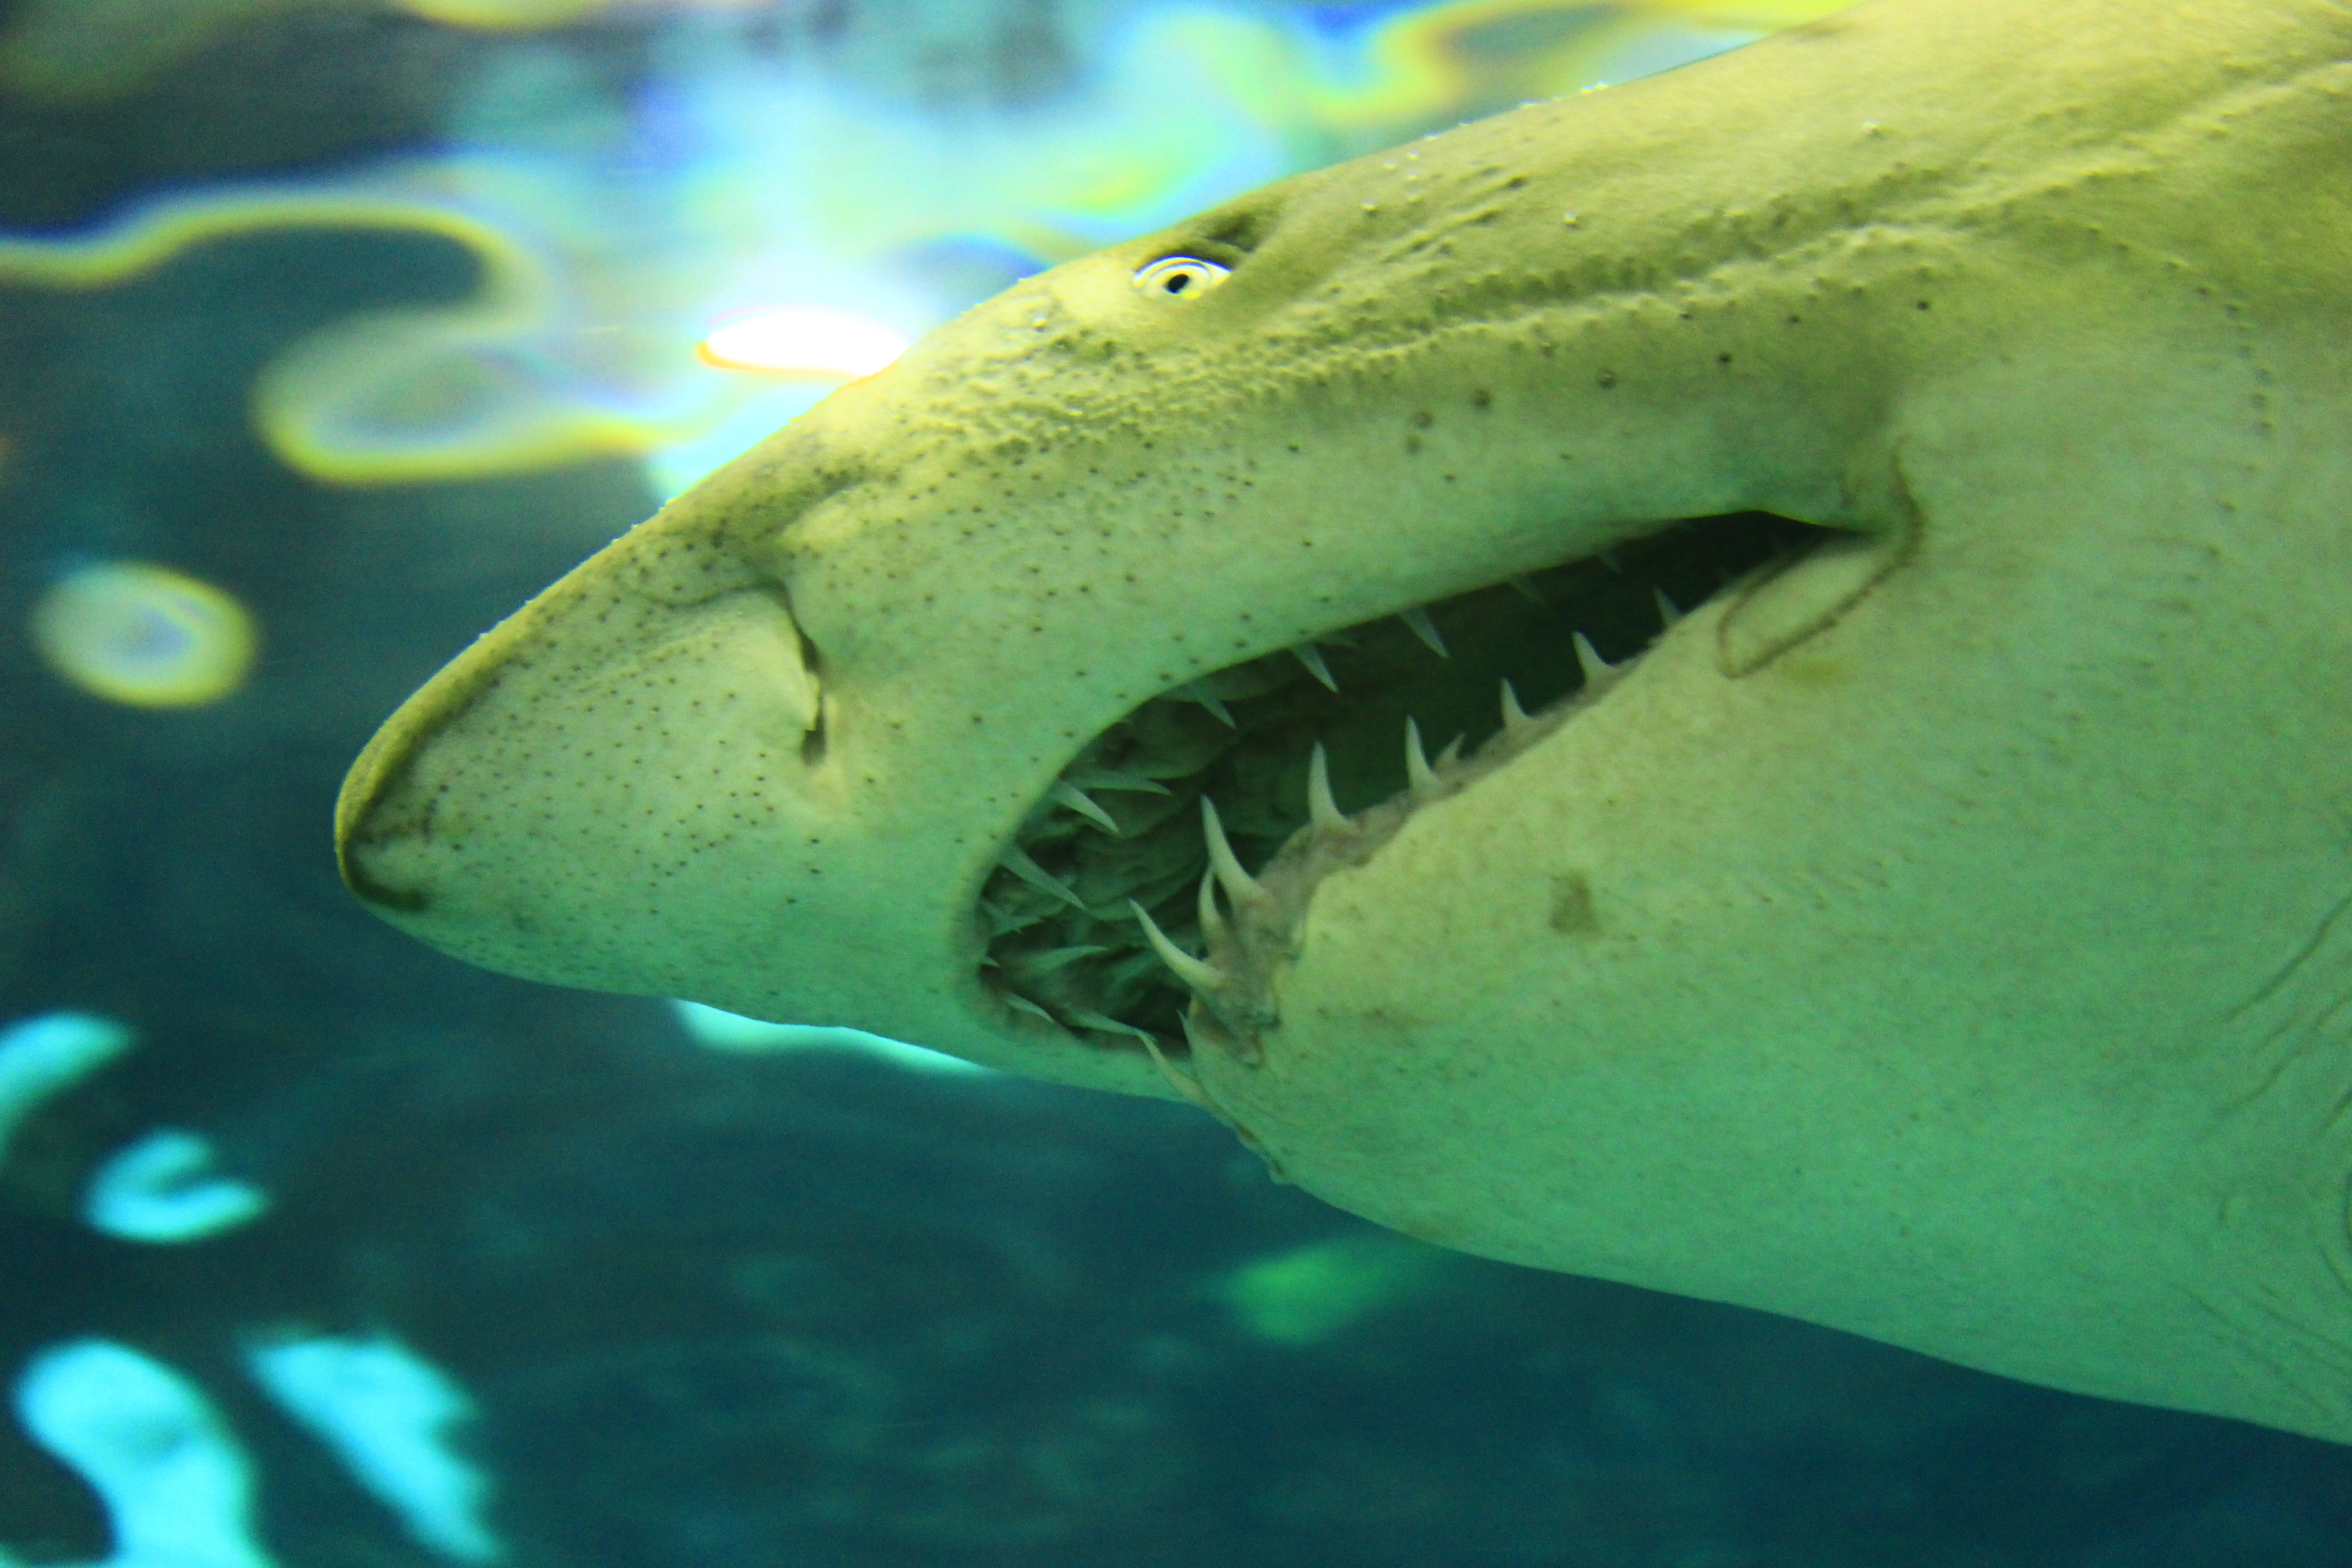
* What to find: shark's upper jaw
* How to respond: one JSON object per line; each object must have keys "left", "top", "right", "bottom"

{"left": 975, "top": 508, "right": 1833, "bottom": 1062}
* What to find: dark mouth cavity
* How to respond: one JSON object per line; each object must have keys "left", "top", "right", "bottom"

{"left": 976, "top": 510, "right": 1826, "bottom": 1058}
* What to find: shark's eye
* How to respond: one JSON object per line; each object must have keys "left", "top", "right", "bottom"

{"left": 1133, "top": 256, "right": 1231, "bottom": 298}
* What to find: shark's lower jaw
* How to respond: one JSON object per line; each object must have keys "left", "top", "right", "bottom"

{"left": 976, "top": 510, "right": 1828, "bottom": 1061}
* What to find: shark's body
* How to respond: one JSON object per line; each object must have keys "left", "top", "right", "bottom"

{"left": 338, "top": 0, "right": 2352, "bottom": 1441}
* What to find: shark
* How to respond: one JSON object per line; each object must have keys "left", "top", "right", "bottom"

{"left": 335, "top": 0, "right": 2352, "bottom": 1442}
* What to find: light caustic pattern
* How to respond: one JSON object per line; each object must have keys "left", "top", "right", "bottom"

{"left": 0, "top": 0, "right": 773, "bottom": 105}
{"left": 0, "top": 1010, "right": 498, "bottom": 1564}
{"left": 0, "top": 1012, "right": 270, "bottom": 1244}
{"left": 0, "top": 0, "right": 1857, "bottom": 494}
{"left": 29, "top": 562, "right": 258, "bottom": 708}
{"left": 3, "top": 1335, "right": 501, "bottom": 1568}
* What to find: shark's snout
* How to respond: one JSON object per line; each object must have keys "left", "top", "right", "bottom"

{"left": 335, "top": 501, "right": 828, "bottom": 995}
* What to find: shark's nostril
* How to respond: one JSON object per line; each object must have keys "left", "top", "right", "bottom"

{"left": 789, "top": 612, "right": 830, "bottom": 766}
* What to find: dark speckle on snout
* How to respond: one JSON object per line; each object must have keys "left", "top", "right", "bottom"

{"left": 1548, "top": 873, "right": 1599, "bottom": 936}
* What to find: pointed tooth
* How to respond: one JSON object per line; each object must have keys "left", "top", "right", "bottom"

{"left": 1405, "top": 716, "right": 1441, "bottom": 802}
{"left": 1400, "top": 606, "right": 1448, "bottom": 657}
{"left": 1129, "top": 899, "right": 1228, "bottom": 992}
{"left": 1065, "top": 766, "right": 1173, "bottom": 796}
{"left": 1290, "top": 642, "right": 1339, "bottom": 691}
{"left": 1201, "top": 797, "right": 1269, "bottom": 906}
{"left": 1142, "top": 1023, "right": 1213, "bottom": 1108}
{"left": 1049, "top": 780, "right": 1119, "bottom": 833}
{"left": 1066, "top": 1007, "right": 1159, "bottom": 1047}
{"left": 999, "top": 843, "right": 1086, "bottom": 908}
{"left": 1499, "top": 678, "right": 1533, "bottom": 734}
{"left": 1197, "top": 866, "right": 1227, "bottom": 945}
{"left": 1436, "top": 734, "right": 1465, "bottom": 769}
{"left": 1005, "top": 991, "right": 1057, "bottom": 1022}
{"left": 1573, "top": 632, "right": 1614, "bottom": 687}
{"left": 1652, "top": 585, "right": 1684, "bottom": 627}
{"left": 1307, "top": 740, "right": 1348, "bottom": 832}
{"left": 1506, "top": 575, "right": 1545, "bottom": 606}
{"left": 1172, "top": 680, "right": 1236, "bottom": 726}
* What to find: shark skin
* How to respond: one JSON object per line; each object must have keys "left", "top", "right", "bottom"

{"left": 338, "top": 0, "right": 2352, "bottom": 1440}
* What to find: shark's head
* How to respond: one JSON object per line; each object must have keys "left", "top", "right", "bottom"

{"left": 339, "top": 0, "right": 2352, "bottom": 1441}
{"left": 334, "top": 2, "right": 1931, "bottom": 1093}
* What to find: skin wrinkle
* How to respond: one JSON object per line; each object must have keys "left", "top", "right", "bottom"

{"left": 337, "top": 0, "right": 2352, "bottom": 1442}
{"left": 2227, "top": 884, "right": 2352, "bottom": 1023}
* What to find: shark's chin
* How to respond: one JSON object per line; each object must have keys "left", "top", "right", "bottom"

{"left": 976, "top": 510, "right": 1830, "bottom": 1059}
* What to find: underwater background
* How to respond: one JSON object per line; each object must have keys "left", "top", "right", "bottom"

{"left": 3, "top": 0, "right": 2352, "bottom": 1563}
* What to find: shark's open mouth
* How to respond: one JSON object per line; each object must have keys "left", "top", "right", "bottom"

{"left": 977, "top": 511, "right": 1828, "bottom": 1058}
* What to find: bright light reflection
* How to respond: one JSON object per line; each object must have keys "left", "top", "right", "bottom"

{"left": 0, "top": 1011, "right": 136, "bottom": 1166}
{"left": 245, "top": 1333, "right": 503, "bottom": 1564}
{"left": 671, "top": 1000, "right": 990, "bottom": 1075}
{"left": 697, "top": 304, "right": 913, "bottom": 377}
{"left": 12, "top": 1340, "right": 274, "bottom": 1568}
{"left": 83, "top": 1129, "right": 271, "bottom": 1245}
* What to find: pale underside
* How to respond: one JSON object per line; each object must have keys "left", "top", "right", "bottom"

{"left": 338, "top": 0, "right": 2352, "bottom": 1441}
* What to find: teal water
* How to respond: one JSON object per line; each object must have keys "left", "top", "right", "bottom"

{"left": 1, "top": 2, "right": 2350, "bottom": 1564}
